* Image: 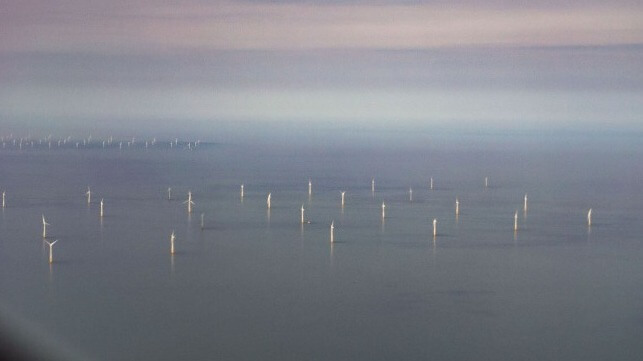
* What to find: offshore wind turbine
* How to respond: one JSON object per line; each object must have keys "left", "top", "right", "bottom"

{"left": 308, "top": 179, "right": 312, "bottom": 196}
{"left": 523, "top": 194, "right": 528, "bottom": 212}
{"left": 514, "top": 211, "right": 519, "bottom": 231}
{"left": 330, "top": 221, "right": 335, "bottom": 243}
{"left": 183, "top": 191, "right": 195, "bottom": 214}
{"left": 587, "top": 208, "right": 592, "bottom": 226}
{"left": 200, "top": 213, "right": 205, "bottom": 230}
{"left": 455, "top": 198, "right": 460, "bottom": 216}
{"left": 485, "top": 177, "right": 489, "bottom": 188}
{"left": 167, "top": 187, "right": 172, "bottom": 200}
{"left": 267, "top": 193, "right": 271, "bottom": 209}
{"left": 100, "top": 199, "right": 104, "bottom": 218}
{"left": 2, "top": 190, "right": 5, "bottom": 208}
{"left": 44, "top": 240, "right": 58, "bottom": 264}
{"left": 42, "top": 215, "right": 50, "bottom": 238}
{"left": 381, "top": 202, "right": 386, "bottom": 219}
{"left": 430, "top": 177, "right": 434, "bottom": 190}
{"left": 433, "top": 219, "right": 437, "bottom": 237}
{"left": 85, "top": 187, "right": 91, "bottom": 204}
{"left": 371, "top": 178, "right": 375, "bottom": 193}
{"left": 240, "top": 184, "right": 244, "bottom": 199}
{"left": 300, "top": 204, "right": 305, "bottom": 224}
{"left": 409, "top": 188, "right": 413, "bottom": 202}
{"left": 341, "top": 191, "right": 346, "bottom": 207}
{"left": 170, "top": 231, "right": 176, "bottom": 254}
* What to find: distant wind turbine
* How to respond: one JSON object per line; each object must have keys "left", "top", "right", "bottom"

{"left": 168, "top": 187, "right": 172, "bottom": 200}
{"left": 485, "top": 177, "right": 489, "bottom": 188}
{"left": 514, "top": 211, "right": 519, "bottom": 231}
{"left": 381, "top": 202, "right": 386, "bottom": 219}
{"left": 100, "top": 198, "right": 104, "bottom": 218}
{"left": 455, "top": 198, "right": 460, "bottom": 216}
{"left": 409, "top": 187, "right": 413, "bottom": 202}
{"left": 308, "top": 179, "right": 312, "bottom": 196}
{"left": 45, "top": 240, "right": 58, "bottom": 264}
{"left": 267, "top": 193, "right": 271, "bottom": 209}
{"left": 300, "top": 204, "right": 305, "bottom": 224}
{"left": 85, "top": 187, "right": 91, "bottom": 204}
{"left": 433, "top": 219, "right": 437, "bottom": 237}
{"left": 2, "top": 190, "right": 5, "bottom": 208}
{"left": 523, "top": 194, "right": 528, "bottom": 212}
{"left": 170, "top": 231, "right": 176, "bottom": 254}
{"left": 183, "top": 191, "right": 195, "bottom": 214}
{"left": 371, "top": 178, "right": 375, "bottom": 193}
{"left": 200, "top": 213, "right": 205, "bottom": 230}
{"left": 430, "top": 177, "right": 434, "bottom": 190}
{"left": 341, "top": 191, "right": 346, "bottom": 207}
{"left": 587, "top": 208, "right": 592, "bottom": 226}
{"left": 330, "top": 221, "right": 335, "bottom": 243}
{"left": 240, "top": 184, "right": 244, "bottom": 199}
{"left": 42, "top": 215, "right": 50, "bottom": 238}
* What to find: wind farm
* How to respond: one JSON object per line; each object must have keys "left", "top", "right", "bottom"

{"left": 0, "top": 133, "right": 641, "bottom": 361}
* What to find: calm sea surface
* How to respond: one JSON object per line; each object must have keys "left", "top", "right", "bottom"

{"left": 1, "top": 135, "right": 642, "bottom": 360}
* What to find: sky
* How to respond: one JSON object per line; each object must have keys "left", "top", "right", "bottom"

{"left": 0, "top": 0, "right": 642, "bottom": 140}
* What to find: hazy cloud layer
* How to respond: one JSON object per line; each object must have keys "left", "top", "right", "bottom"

{"left": 2, "top": 0, "right": 642, "bottom": 53}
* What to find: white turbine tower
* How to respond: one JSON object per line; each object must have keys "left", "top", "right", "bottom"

{"left": 300, "top": 204, "right": 305, "bottom": 224}
{"left": 514, "top": 211, "right": 519, "bottom": 231}
{"left": 341, "top": 191, "right": 346, "bottom": 207}
{"left": 587, "top": 208, "right": 592, "bottom": 226}
{"left": 381, "top": 202, "right": 386, "bottom": 219}
{"left": 455, "top": 198, "right": 460, "bottom": 216}
{"left": 330, "top": 221, "right": 335, "bottom": 243}
{"left": 100, "top": 199, "right": 104, "bottom": 218}
{"left": 433, "top": 219, "right": 437, "bottom": 237}
{"left": 45, "top": 240, "right": 58, "bottom": 264}
{"left": 42, "top": 215, "right": 50, "bottom": 238}
{"left": 267, "top": 193, "right": 271, "bottom": 209}
{"left": 183, "top": 191, "right": 195, "bottom": 214}
{"left": 85, "top": 187, "right": 91, "bottom": 204}
{"left": 170, "top": 231, "right": 176, "bottom": 254}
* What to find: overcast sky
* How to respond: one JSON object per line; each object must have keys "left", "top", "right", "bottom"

{"left": 1, "top": 0, "right": 642, "bottom": 138}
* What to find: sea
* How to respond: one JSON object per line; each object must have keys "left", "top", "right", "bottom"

{"left": 0, "top": 132, "right": 642, "bottom": 361}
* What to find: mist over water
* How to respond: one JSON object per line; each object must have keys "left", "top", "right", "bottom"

{"left": 0, "top": 133, "right": 642, "bottom": 360}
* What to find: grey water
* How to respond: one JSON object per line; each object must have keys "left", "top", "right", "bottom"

{"left": 1, "top": 134, "right": 642, "bottom": 361}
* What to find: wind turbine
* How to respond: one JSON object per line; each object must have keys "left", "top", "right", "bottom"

{"left": 183, "top": 191, "right": 195, "bottom": 214}
{"left": 85, "top": 187, "right": 91, "bottom": 204}
{"left": 267, "top": 193, "right": 271, "bottom": 209}
{"left": 44, "top": 240, "right": 58, "bottom": 264}
{"left": 308, "top": 179, "right": 312, "bottom": 196}
{"left": 524, "top": 194, "right": 528, "bottom": 212}
{"left": 330, "top": 221, "right": 335, "bottom": 243}
{"left": 167, "top": 187, "right": 172, "bottom": 200}
{"left": 587, "top": 208, "right": 592, "bottom": 226}
{"left": 514, "top": 211, "right": 519, "bottom": 231}
{"left": 100, "top": 199, "right": 104, "bottom": 218}
{"left": 240, "top": 184, "right": 244, "bottom": 199}
{"left": 455, "top": 198, "right": 460, "bottom": 216}
{"left": 381, "top": 202, "right": 386, "bottom": 219}
{"left": 42, "top": 215, "right": 50, "bottom": 238}
{"left": 1, "top": 190, "right": 5, "bottom": 208}
{"left": 433, "top": 219, "right": 437, "bottom": 238}
{"left": 300, "top": 204, "right": 305, "bottom": 224}
{"left": 170, "top": 231, "right": 176, "bottom": 254}
{"left": 409, "top": 188, "right": 413, "bottom": 202}
{"left": 341, "top": 191, "right": 346, "bottom": 207}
